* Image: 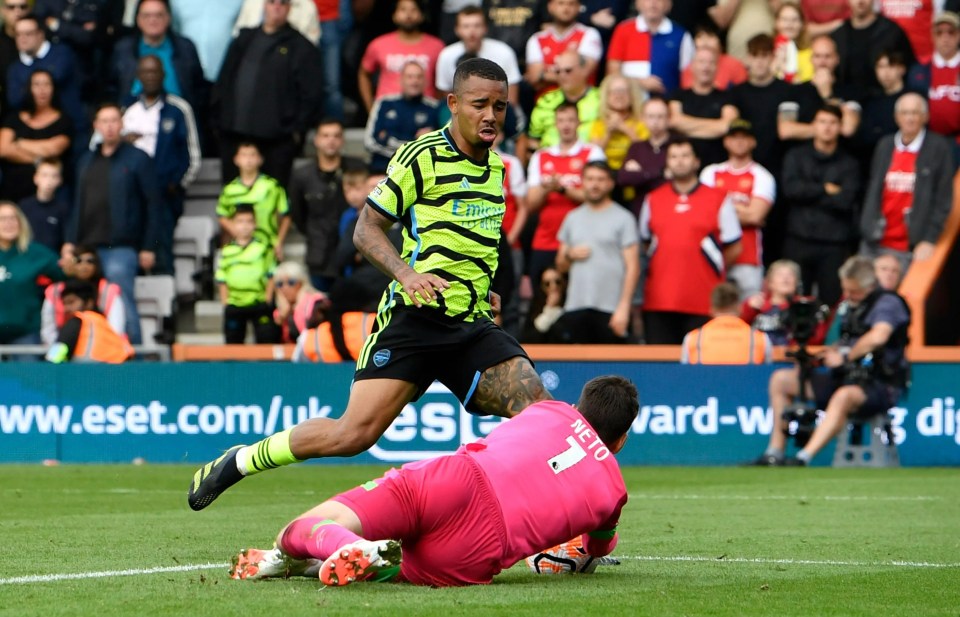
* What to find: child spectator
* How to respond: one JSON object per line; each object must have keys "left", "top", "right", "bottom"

{"left": 336, "top": 166, "right": 372, "bottom": 241}
{"left": 773, "top": 2, "right": 813, "bottom": 83}
{"left": 19, "top": 158, "right": 69, "bottom": 255}
{"left": 216, "top": 205, "right": 277, "bottom": 344}
{"left": 740, "top": 258, "right": 801, "bottom": 346}
{"left": 217, "top": 142, "right": 291, "bottom": 260}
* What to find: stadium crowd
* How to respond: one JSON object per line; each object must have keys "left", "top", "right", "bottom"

{"left": 0, "top": 0, "right": 958, "bottom": 359}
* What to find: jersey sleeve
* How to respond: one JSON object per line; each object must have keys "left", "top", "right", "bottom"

{"left": 360, "top": 37, "right": 379, "bottom": 73}
{"left": 579, "top": 27, "right": 603, "bottom": 61}
{"left": 216, "top": 189, "right": 231, "bottom": 218}
{"left": 276, "top": 184, "right": 289, "bottom": 216}
{"left": 526, "top": 150, "right": 543, "bottom": 187}
{"left": 525, "top": 34, "right": 543, "bottom": 65}
{"left": 679, "top": 31, "right": 695, "bottom": 70}
{"left": 506, "top": 155, "right": 528, "bottom": 197}
{"left": 699, "top": 164, "right": 718, "bottom": 187}
{"left": 752, "top": 166, "right": 777, "bottom": 204}
{"left": 718, "top": 195, "right": 743, "bottom": 245}
{"left": 366, "top": 148, "right": 424, "bottom": 221}
{"left": 581, "top": 499, "right": 624, "bottom": 557}
{"left": 607, "top": 22, "right": 628, "bottom": 62}
{"left": 586, "top": 144, "right": 606, "bottom": 162}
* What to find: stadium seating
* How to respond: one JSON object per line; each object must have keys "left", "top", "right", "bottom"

{"left": 135, "top": 275, "right": 176, "bottom": 347}
{"left": 173, "top": 215, "right": 217, "bottom": 298}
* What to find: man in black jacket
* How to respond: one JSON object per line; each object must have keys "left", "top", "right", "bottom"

{"left": 780, "top": 104, "right": 860, "bottom": 307}
{"left": 214, "top": 0, "right": 323, "bottom": 188}
{"left": 287, "top": 119, "right": 365, "bottom": 292}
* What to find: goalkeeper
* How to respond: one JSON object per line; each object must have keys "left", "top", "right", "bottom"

{"left": 229, "top": 375, "right": 637, "bottom": 587}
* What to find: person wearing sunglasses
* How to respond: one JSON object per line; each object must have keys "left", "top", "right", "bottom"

{"left": 41, "top": 244, "right": 126, "bottom": 347}
{"left": 271, "top": 260, "right": 326, "bottom": 343}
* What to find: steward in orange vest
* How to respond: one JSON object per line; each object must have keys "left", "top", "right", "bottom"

{"left": 681, "top": 282, "right": 772, "bottom": 365}
{"left": 45, "top": 280, "right": 134, "bottom": 364}
{"left": 293, "top": 311, "right": 375, "bottom": 363}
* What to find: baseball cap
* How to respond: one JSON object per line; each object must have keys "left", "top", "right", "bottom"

{"left": 726, "top": 119, "right": 754, "bottom": 138}
{"left": 933, "top": 11, "right": 959, "bottom": 29}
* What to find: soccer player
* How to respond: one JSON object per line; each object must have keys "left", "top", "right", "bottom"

{"left": 229, "top": 375, "right": 637, "bottom": 587}
{"left": 188, "top": 58, "right": 550, "bottom": 511}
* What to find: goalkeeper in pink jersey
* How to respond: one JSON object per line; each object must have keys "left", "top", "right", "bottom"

{"left": 229, "top": 375, "right": 638, "bottom": 587}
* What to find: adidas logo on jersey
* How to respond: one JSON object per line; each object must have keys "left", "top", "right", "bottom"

{"left": 460, "top": 177, "right": 471, "bottom": 189}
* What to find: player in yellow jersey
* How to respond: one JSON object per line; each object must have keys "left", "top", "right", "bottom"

{"left": 189, "top": 58, "right": 550, "bottom": 511}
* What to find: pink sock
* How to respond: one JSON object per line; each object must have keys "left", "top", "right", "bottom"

{"left": 279, "top": 517, "right": 363, "bottom": 561}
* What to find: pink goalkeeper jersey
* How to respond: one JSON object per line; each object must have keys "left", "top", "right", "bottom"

{"left": 459, "top": 400, "right": 627, "bottom": 567}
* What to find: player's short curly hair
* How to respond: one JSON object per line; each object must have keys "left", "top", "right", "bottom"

{"left": 577, "top": 376, "right": 639, "bottom": 448}
{"left": 452, "top": 57, "right": 508, "bottom": 95}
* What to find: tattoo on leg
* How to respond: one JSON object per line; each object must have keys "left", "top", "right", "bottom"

{"left": 473, "top": 358, "right": 551, "bottom": 417}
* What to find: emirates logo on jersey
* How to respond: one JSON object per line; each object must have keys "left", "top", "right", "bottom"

{"left": 885, "top": 170, "right": 916, "bottom": 193}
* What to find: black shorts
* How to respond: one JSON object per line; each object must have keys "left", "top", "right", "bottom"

{"left": 354, "top": 306, "right": 531, "bottom": 413}
{"left": 809, "top": 369, "right": 900, "bottom": 419}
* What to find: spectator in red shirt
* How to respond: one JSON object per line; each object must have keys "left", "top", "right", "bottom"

{"left": 358, "top": 0, "right": 444, "bottom": 113}
{"left": 639, "top": 138, "right": 742, "bottom": 344}
{"left": 907, "top": 11, "right": 960, "bottom": 167}
{"left": 680, "top": 26, "right": 748, "bottom": 90}
{"left": 860, "top": 92, "right": 955, "bottom": 274}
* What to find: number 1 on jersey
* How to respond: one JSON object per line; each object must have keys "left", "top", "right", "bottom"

{"left": 547, "top": 436, "right": 587, "bottom": 474}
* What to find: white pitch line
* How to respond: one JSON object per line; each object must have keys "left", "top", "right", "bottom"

{"left": 621, "top": 555, "right": 960, "bottom": 568}
{"left": 0, "top": 562, "right": 228, "bottom": 585}
{"left": 627, "top": 493, "right": 940, "bottom": 502}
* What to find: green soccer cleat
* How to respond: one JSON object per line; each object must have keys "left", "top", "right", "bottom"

{"left": 319, "top": 539, "right": 402, "bottom": 586}
{"left": 188, "top": 445, "right": 245, "bottom": 511}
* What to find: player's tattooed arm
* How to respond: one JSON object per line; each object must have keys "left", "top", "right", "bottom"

{"left": 354, "top": 206, "right": 449, "bottom": 307}
{"left": 474, "top": 357, "right": 551, "bottom": 418}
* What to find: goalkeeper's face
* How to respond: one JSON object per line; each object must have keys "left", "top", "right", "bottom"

{"left": 449, "top": 76, "right": 508, "bottom": 150}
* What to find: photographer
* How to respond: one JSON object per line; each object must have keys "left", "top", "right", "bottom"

{"left": 751, "top": 256, "right": 910, "bottom": 466}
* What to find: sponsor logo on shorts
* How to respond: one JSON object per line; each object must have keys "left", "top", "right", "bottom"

{"left": 373, "top": 349, "right": 391, "bottom": 367}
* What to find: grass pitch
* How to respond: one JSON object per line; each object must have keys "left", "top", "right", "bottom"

{"left": 1, "top": 464, "right": 957, "bottom": 617}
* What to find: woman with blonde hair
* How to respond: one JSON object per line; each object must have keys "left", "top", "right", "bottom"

{"left": 588, "top": 74, "right": 648, "bottom": 171}
{"left": 0, "top": 202, "right": 70, "bottom": 353}
{"left": 773, "top": 2, "right": 813, "bottom": 84}
{"left": 272, "top": 261, "right": 327, "bottom": 343}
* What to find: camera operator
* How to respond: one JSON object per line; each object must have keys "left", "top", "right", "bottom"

{"left": 751, "top": 256, "right": 910, "bottom": 466}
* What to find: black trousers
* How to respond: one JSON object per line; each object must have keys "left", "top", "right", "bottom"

{"left": 550, "top": 309, "right": 629, "bottom": 344}
{"left": 783, "top": 236, "right": 849, "bottom": 307}
{"left": 643, "top": 311, "right": 710, "bottom": 345}
{"left": 223, "top": 303, "right": 278, "bottom": 344}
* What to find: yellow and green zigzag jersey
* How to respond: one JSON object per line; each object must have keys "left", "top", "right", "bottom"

{"left": 366, "top": 126, "right": 505, "bottom": 322}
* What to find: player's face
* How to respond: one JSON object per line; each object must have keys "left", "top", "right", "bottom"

{"left": 723, "top": 132, "right": 754, "bottom": 158}
{"left": 393, "top": 0, "right": 423, "bottom": 31}
{"left": 400, "top": 63, "right": 426, "bottom": 97}
{"left": 314, "top": 123, "right": 344, "bottom": 158}
{"left": 455, "top": 14, "right": 485, "bottom": 50}
{"left": 232, "top": 213, "right": 256, "bottom": 239}
{"left": 450, "top": 75, "right": 507, "bottom": 149}
{"left": 581, "top": 167, "right": 614, "bottom": 203}
{"left": 549, "top": 0, "right": 579, "bottom": 25}
{"left": 665, "top": 144, "right": 699, "bottom": 180}
{"left": 933, "top": 23, "right": 959, "bottom": 59}
{"left": 813, "top": 112, "right": 840, "bottom": 143}
{"left": 555, "top": 107, "right": 579, "bottom": 142}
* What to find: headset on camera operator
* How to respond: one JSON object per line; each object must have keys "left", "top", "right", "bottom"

{"left": 751, "top": 256, "right": 910, "bottom": 466}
